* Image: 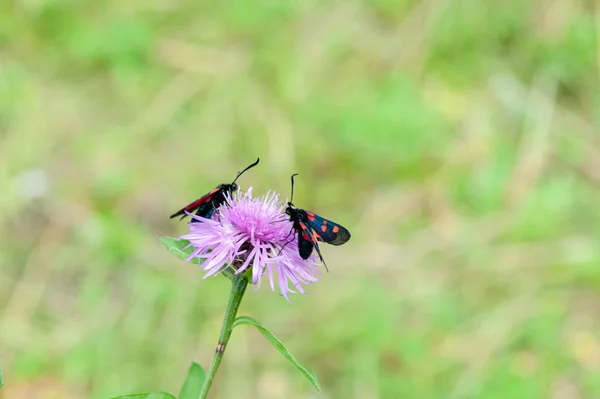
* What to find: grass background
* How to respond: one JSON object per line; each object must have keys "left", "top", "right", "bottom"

{"left": 2, "top": 0, "right": 600, "bottom": 398}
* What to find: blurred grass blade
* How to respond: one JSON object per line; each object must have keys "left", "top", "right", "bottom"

{"left": 159, "top": 236, "right": 199, "bottom": 264}
{"left": 178, "top": 362, "right": 206, "bottom": 399}
{"left": 0, "top": 364, "right": 3, "bottom": 387}
{"left": 233, "top": 316, "right": 321, "bottom": 391}
{"left": 110, "top": 393, "right": 176, "bottom": 399}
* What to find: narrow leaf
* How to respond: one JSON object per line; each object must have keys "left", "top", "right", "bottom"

{"left": 110, "top": 393, "right": 176, "bottom": 399}
{"left": 0, "top": 364, "right": 3, "bottom": 387}
{"left": 233, "top": 316, "right": 322, "bottom": 391}
{"left": 159, "top": 236, "right": 200, "bottom": 264}
{"left": 178, "top": 362, "right": 206, "bottom": 399}
{"left": 160, "top": 236, "right": 234, "bottom": 280}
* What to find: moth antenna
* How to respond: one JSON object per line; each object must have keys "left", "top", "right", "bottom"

{"left": 290, "top": 173, "right": 298, "bottom": 204}
{"left": 232, "top": 158, "right": 260, "bottom": 184}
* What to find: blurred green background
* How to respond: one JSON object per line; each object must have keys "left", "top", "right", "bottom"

{"left": 2, "top": 0, "right": 600, "bottom": 398}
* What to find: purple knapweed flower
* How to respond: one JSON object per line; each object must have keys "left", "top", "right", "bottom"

{"left": 179, "top": 188, "right": 321, "bottom": 300}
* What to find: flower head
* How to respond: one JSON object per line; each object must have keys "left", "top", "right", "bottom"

{"left": 179, "top": 188, "right": 321, "bottom": 300}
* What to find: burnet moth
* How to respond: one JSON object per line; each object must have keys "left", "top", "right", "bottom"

{"left": 170, "top": 158, "right": 260, "bottom": 221}
{"left": 284, "top": 173, "right": 351, "bottom": 269}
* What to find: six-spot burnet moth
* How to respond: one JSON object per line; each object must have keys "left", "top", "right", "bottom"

{"left": 170, "top": 158, "right": 260, "bottom": 221}
{"left": 284, "top": 173, "right": 351, "bottom": 270}
{"left": 170, "top": 160, "right": 351, "bottom": 268}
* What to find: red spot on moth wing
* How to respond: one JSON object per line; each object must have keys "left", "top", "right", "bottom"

{"left": 302, "top": 232, "right": 310, "bottom": 240}
{"left": 311, "top": 230, "right": 319, "bottom": 243}
{"left": 332, "top": 225, "right": 340, "bottom": 233}
{"left": 299, "top": 222, "right": 307, "bottom": 230}
{"left": 321, "top": 225, "right": 327, "bottom": 232}
{"left": 307, "top": 212, "right": 316, "bottom": 221}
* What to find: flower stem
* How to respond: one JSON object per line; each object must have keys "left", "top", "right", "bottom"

{"left": 199, "top": 273, "right": 249, "bottom": 399}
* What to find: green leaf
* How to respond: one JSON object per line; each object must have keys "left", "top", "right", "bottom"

{"left": 159, "top": 236, "right": 235, "bottom": 280}
{"left": 233, "top": 316, "right": 322, "bottom": 391}
{"left": 110, "top": 393, "right": 176, "bottom": 399}
{"left": 0, "top": 364, "right": 3, "bottom": 387}
{"left": 159, "top": 236, "right": 199, "bottom": 264}
{"left": 178, "top": 362, "right": 206, "bottom": 399}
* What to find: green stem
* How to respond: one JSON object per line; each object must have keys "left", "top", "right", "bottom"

{"left": 198, "top": 273, "right": 248, "bottom": 399}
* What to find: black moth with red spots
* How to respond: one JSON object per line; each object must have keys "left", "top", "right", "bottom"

{"left": 170, "top": 158, "right": 260, "bottom": 222}
{"left": 284, "top": 174, "right": 351, "bottom": 270}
